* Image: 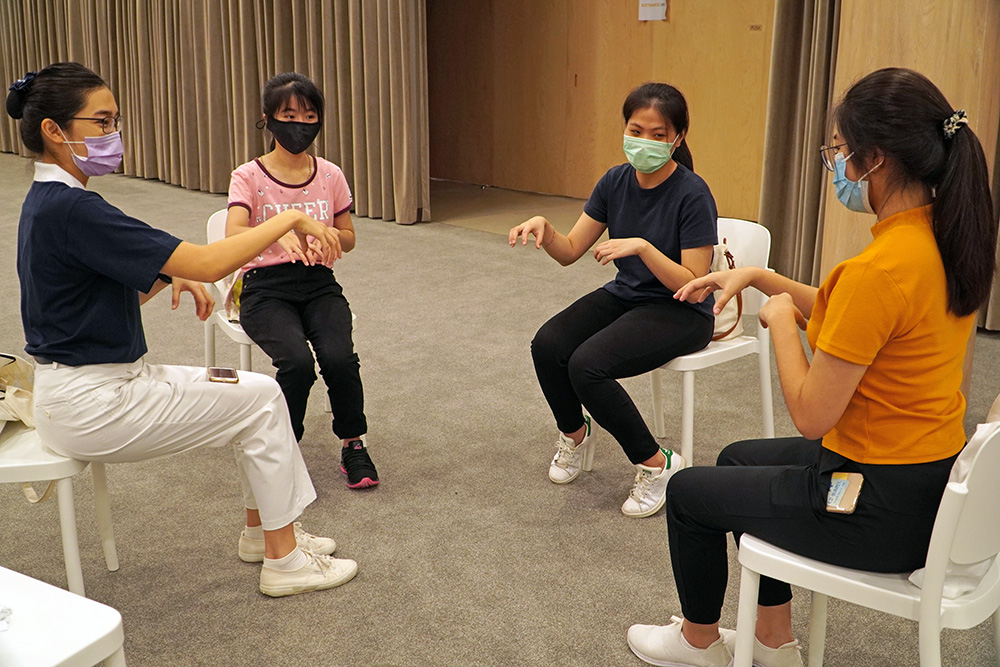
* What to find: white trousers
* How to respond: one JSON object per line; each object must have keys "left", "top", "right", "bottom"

{"left": 33, "top": 359, "right": 316, "bottom": 531}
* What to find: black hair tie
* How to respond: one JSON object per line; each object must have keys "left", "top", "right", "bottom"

{"left": 8, "top": 71, "right": 36, "bottom": 93}
{"left": 5, "top": 71, "right": 36, "bottom": 120}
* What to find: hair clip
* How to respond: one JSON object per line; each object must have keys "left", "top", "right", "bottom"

{"left": 8, "top": 72, "right": 36, "bottom": 93}
{"left": 943, "top": 109, "right": 968, "bottom": 139}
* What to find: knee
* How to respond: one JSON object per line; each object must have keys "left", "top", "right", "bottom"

{"left": 665, "top": 468, "right": 698, "bottom": 521}
{"left": 279, "top": 351, "right": 317, "bottom": 383}
{"left": 530, "top": 321, "right": 563, "bottom": 362}
{"left": 716, "top": 439, "right": 755, "bottom": 467}
{"left": 315, "top": 348, "right": 360, "bottom": 376}
{"left": 566, "top": 349, "right": 604, "bottom": 388}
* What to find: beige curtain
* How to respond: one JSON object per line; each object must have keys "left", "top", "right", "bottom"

{"left": 0, "top": 0, "right": 430, "bottom": 224}
{"left": 756, "top": 0, "right": 840, "bottom": 283}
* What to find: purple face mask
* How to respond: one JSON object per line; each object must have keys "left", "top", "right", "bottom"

{"left": 59, "top": 129, "right": 124, "bottom": 177}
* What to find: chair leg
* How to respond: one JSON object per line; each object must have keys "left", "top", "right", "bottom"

{"left": 90, "top": 463, "right": 119, "bottom": 572}
{"left": 808, "top": 592, "right": 828, "bottom": 667}
{"left": 758, "top": 345, "right": 774, "bottom": 439}
{"left": 56, "top": 477, "right": 85, "bottom": 596}
{"left": 992, "top": 606, "right": 1000, "bottom": 666}
{"left": 734, "top": 565, "right": 760, "bottom": 667}
{"left": 916, "top": 615, "right": 943, "bottom": 667}
{"left": 204, "top": 321, "right": 216, "bottom": 367}
{"left": 239, "top": 342, "right": 252, "bottom": 372}
{"left": 650, "top": 369, "right": 666, "bottom": 439}
{"left": 680, "top": 371, "right": 694, "bottom": 465}
{"left": 105, "top": 646, "right": 127, "bottom": 667}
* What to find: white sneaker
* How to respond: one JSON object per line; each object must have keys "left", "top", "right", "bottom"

{"left": 239, "top": 522, "right": 337, "bottom": 563}
{"left": 547, "top": 415, "right": 594, "bottom": 484}
{"left": 259, "top": 551, "right": 358, "bottom": 597}
{"left": 749, "top": 638, "right": 803, "bottom": 667}
{"left": 621, "top": 449, "right": 685, "bottom": 518}
{"left": 627, "top": 616, "right": 733, "bottom": 667}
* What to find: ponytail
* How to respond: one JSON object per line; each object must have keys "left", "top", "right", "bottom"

{"left": 835, "top": 68, "right": 997, "bottom": 317}
{"left": 932, "top": 120, "right": 996, "bottom": 316}
{"left": 623, "top": 82, "right": 694, "bottom": 172}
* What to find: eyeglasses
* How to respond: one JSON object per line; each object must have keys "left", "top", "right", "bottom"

{"left": 71, "top": 115, "right": 123, "bottom": 134}
{"left": 818, "top": 142, "right": 850, "bottom": 172}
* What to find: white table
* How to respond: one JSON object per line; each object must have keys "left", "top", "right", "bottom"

{"left": 0, "top": 565, "right": 125, "bottom": 666}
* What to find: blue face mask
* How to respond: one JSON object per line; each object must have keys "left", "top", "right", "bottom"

{"left": 832, "top": 152, "right": 882, "bottom": 214}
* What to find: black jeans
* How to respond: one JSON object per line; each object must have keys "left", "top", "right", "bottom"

{"left": 240, "top": 263, "right": 366, "bottom": 441}
{"left": 666, "top": 437, "right": 957, "bottom": 624}
{"left": 530, "top": 288, "right": 713, "bottom": 464}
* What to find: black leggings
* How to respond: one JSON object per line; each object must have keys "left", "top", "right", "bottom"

{"left": 666, "top": 437, "right": 957, "bottom": 624}
{"left": 530, "top": 288, "right": 713, "bottom": 464}
{"left": 240, "top": 262, "right": 366, "bottom": 442}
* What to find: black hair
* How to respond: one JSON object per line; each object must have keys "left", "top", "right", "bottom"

{"left": 255, "top": 72, "right": 325, "bottom": 128}
{"left": 622, "top": 82, "right": 694, "bottom": 172}
{"left": 834, "top": 67, "right": 997, "bottom": 317}
{"left": 5, "top": 62, "right": 107, "bottom": 155}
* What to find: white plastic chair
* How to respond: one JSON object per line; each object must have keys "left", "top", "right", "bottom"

{"left": 649, "top": 218, "right": 774, "bottom": 465}
{"left": 204, "top": 209, "right": 255, "bottom": 372}
{"left": 203, "top": 209, "right": 347, "bottom": 412}
{"left": 733, "top": 426, "right": 1000, "bottom": 667}
{"left": 0, "top": 421, "right": 118, "bottom": 597}
{"left": 0, "top": 564, "right": 126, "bottom": 665}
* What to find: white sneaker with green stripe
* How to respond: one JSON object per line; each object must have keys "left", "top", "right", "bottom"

{"left": 621, "top": 448, "right": 685, "bottom": 518}
{"left": 547, "top": 414, "right": 595, "bottom": 484}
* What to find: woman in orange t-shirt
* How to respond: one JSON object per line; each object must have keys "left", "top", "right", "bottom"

{"left": 626, "top": 68, "right": 997, "bottom": 667}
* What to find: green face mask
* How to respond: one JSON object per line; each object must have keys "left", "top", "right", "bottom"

{"left": 623, "top": 134, "right": 675, "bottom": 174}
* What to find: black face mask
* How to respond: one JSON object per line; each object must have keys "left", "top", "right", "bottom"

{"left": 266, "top": 117, "right": 321, "bottom": 154}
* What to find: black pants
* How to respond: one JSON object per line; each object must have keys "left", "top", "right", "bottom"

{"left": 666, "top": 437, "right": 957, "bottom": 624}
{"left": 531, "top": 288, "right": 713, "bottom": 464}
{"left": 240, "top": 263, "right": 366, "bottom": 442}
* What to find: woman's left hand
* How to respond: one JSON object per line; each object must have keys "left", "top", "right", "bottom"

{"left": 171, "top": 278, "right": 215, "bottom": 321}
{"left": 758, "top": 292, "right": 807, "bottom": 330}
{"left": 593, "top": 238, "right": 648, "bottom": 265}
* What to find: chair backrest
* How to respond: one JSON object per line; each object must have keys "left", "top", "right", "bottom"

{"left": 939, "top": 425, "right": 1000, "bottom": 566}
{"left": 205, "top": 209, "right": 233, "bottom": 300}
{"left": 717, "top": 217, "right": 771, "bottom": 315}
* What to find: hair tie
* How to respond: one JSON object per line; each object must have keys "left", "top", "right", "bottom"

{"left": 8, "top": 72, "right": 36, "bottom": 93}
{"left": 943, "top": 109, "right": 968, "bottom": 139}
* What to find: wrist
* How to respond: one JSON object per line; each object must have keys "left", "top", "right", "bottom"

{"left": 541, "top": 224, "right": 556, "bottom": 248}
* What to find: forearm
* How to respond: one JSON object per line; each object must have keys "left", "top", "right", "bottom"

{"left": 138, "top": 277, "right": 172, "bottom": 304}
{"left": 540, "top": 221, "right": 587, "bottom": 266}
{"left": 337, "top": 228, "right": 356, "bottom": 253}
{"left": 749, "top": 268, "right": 818, "bottom": 317}
{"left": 161, "top": 210, "right": 303, "bottom": 282}
{"left": 637, "top": 243, "right": 698, "bottom": 292}
{"left": 768, "top": 313, "right": 817, "bottom": 437}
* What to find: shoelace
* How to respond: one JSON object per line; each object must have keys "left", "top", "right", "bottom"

{"left": 292, "top": 522, "right": 324, "bottom": 550}
{"left": 305, "top": 551, "right": 334, "bottom": 575}
{"left": 553, "top": 438, "right": 580, "bottom": 468}
{"left": 630, "top": 468, "right": 655, "bottom": 501}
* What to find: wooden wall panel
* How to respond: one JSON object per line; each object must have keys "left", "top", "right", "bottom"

{"left": 819, "top": 0, "right": 1000, "bottom": 279}
{"left": 428, "top": 0, "right": 775, "bottom": 219}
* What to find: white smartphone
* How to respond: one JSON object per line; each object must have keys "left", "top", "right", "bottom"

{"left": 207, "top": 366, "right": 239, "bottom": 383}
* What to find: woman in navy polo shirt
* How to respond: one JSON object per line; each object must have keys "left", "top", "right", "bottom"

{"left": 508, "top": 82, "right": 717, "bottom": 518}
{"left": 7, "top": 62, "right": 357, "bottom": 597}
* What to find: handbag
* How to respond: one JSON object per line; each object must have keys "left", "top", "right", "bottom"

{"left": 0, "top": 354, "right": 34, "bottom": 432}
{"left": 711, "top": 239, "right": 743, "bottom": 341}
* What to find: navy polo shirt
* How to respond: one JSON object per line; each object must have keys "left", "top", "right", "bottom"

{"left": 17, "top": 163, "right": 182, "bottom": 365}
{"left": 584, "top": 162, "right": 718, "bottom": 319}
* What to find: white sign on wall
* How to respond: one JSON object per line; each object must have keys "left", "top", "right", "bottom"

{"left": 639, "top": 0, "right": 667, "bottom": 21}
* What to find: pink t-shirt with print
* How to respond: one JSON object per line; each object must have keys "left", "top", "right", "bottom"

{"left": 227, "top": 156, "right": 353, "bottom": 270}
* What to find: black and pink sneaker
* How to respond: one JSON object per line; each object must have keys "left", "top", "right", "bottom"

{"left": 340, "top": 439, "right": 380, "bottom": 489}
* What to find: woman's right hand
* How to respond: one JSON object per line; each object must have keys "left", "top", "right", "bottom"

{"left": 276, "top": 231, "right": 315, "bottom": 265}
{"left": 509, "top": 216, "right": 551, "bottom": 249}
{"left": 292, "top": 214, "right": 342, "bottom": 265}
{"left": 674, "top": 266, "right": 757, "bottom": 313}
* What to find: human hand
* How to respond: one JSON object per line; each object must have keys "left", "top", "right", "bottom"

{"left": 593, "top": 238, "right": 647, "bottom": 265}
{"left": 758, "top": 292, "right": 807, "bottom": 330}
{"left": 293, "top": 214, "right": 342, "bottom": 265}
{"left": 508, "top": 216, "right": 551, "bottom": 249}
{"left": 171, "top": 278, "right": 215, "bottom": 321}
{"left": 674, "top": 266, "right": 756, "bottom": 310}
{"left": 276, "top": 231, "right": 315, "bottom": 265}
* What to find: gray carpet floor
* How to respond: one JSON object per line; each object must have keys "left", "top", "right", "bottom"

{"left": 1, "top": 151, "right": 998, "bottom": 666}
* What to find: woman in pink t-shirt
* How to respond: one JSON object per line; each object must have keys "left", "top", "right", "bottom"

{"left": 226, "top": 73, "right": 378, "bottom": 489}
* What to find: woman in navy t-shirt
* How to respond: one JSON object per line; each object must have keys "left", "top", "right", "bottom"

{"left": 509, "top": 83, "right": 717, "bottom": 518}
{"left": 8, "top": 62, "right": 358, "bottom": 597}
